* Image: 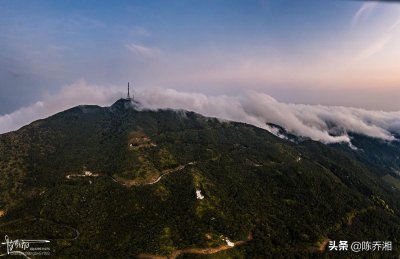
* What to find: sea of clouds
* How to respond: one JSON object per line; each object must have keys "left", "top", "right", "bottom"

{"left": 1, "top": 80, "right": 399, "bottom": 144}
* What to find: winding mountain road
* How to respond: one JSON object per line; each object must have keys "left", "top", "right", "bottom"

{"left": 112, "top": 161, "right": 196, "bottom": 187}
{"left": 137, "top": 232, "right": 253, "bottom": 259}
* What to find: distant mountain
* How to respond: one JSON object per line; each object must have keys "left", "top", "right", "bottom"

{"left": 0, "top": 98, "right": 399, "bottom": 258}
{"left": 270, "top": 122, "right": 400, "bottom": 192}
{"left": 330, "top": 133, "right": 400, "bottom": 173}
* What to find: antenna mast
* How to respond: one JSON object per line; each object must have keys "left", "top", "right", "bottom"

{"left": 127, "top": 82, "right": 130, "bottom": 99}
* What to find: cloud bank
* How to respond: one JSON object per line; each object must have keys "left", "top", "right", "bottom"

{"left": 138, "top": 89, "right": 399, "bottom": 143}
{"left": 0, "top": 80, "right": 120, "bottom": 134}
{"left": 1, "top": 81, "right": 399, "bottom": 145}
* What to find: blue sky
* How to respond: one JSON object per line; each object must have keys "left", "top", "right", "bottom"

{"left": 1, "top": 0, "right": 400, "bottom": 115}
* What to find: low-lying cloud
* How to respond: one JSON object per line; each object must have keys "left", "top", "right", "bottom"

{"left": 0, "top": 80, "right": 120, "bottom": 134}
{"left": 138, "top": 89, "right": 399, "bottom": 143}
{"left": 1, "top": 80, "right": 399, "bottom": 145}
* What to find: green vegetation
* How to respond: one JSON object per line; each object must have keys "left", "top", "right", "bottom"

{"left": 382, "top": 174, "right": 400, "bottom": 190}
{"left": 0, "top": 99, "right": 400, "bottom": 258}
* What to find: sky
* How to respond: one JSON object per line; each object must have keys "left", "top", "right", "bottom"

{"left": 1, "top": 0, "right": 400, "bottom": 142}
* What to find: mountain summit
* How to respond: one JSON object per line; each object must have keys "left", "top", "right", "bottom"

{"left": 110, "top": 98, "right": 141, "bottom": 112}
{"left": 0, "top": 102, "right": 400, "bottom": 258}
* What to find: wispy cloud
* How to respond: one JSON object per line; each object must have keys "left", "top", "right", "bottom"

{"left": 64, "top": 15, "right": 106, "bottom": 30}
{"left": 131, "top": 26, "right": 151, "bottom": 37}
{"left": 360, "top": 34, "right": 392, "bottom": 58}
{"left": 352, "top": 2, "right": 378, "bottom": 26}
{"left": 359, "top": 17, "right": 400, "bottom": 59}
{"left": 126, "top": 43, "right": 161, "bottom": 57}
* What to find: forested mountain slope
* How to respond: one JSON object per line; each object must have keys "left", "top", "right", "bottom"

{"left": 0, "top": 99, "right": 399, "bottom": 258}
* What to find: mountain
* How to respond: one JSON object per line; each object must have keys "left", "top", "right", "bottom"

{"left": 1, "top": 98, "right": 400, "bottom": 258}
{"left": 330, "top": 133, "right": 400, "bottom": 172}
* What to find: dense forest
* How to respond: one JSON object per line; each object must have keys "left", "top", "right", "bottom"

{"left": 0, "top": 99, "right": 399, "bottom": 258}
